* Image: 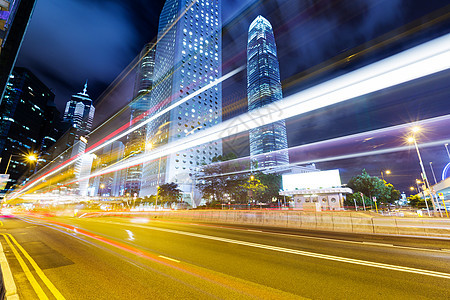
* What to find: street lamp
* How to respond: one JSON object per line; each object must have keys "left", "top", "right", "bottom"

{"left": 3, "top": 153, "right": 37, "bottom": 174}
{"left": 380, "top": 169, "right": 391, "bottom": 181}
{"left": 408, "top": 127, "right": 441, "bottom": 216}
{"left": 415, "top": 179, "right": 430, "bottom": 216}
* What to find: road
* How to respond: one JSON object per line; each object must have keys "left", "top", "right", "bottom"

{"left": 0, "top": 214, "right": 449, "bottom": 299}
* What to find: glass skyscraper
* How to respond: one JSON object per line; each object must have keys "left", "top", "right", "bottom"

{"left": 140, "top": 0, "right": 222, "bottom": 205}
{"left": 62, "top": 82, "right": 95, "bottom": 192}
{"left": 247, "top": 15, "right": 289, "bottom": 169}
{"left": 125, "top": 43, "right": 156, "bottom": 196}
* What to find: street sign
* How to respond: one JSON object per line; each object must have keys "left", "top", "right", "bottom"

{"left": 372, "top": 197, "right": 377, "bottom": 202}
{"left": 0, "top": 174, "right": 10, "bottom": 190}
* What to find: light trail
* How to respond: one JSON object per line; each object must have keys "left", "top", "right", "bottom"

{"left": 9, "top": 33, "right": 450, "bottom": 199}
{"left": 69, "top": 33, "right": 450, "bottom": 184}
{"left": 9, "top": 67, "right": 245, "bottom": 199}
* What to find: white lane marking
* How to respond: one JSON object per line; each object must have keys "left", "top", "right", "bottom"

{"left": 200, "top": 225, "right": 448, "bottom": 253}
{"left": 125, "top": 230, "right": 135, "bottom": 241}
{"left": 158, "top": 255, "right": 180, "bottom": 263}
{"left": 246, "top": 229, "right": 263, "bottom": 233}
{"left": 362, "top": 242, "right": 393, "bottom": 247}
{"left": 84, "top": 219, "right": 450, "bottom": 280}
{"left": 20, "top": 216, "right": 449, "bottom": 253}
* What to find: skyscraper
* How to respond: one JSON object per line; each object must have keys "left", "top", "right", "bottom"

{"left": 59, "top": 82, "right": 95, "bottom": 194}
{"left": 125, "top": 43, "right": 156, "bottom": 196}
{"left": 0, "top": 67, "right": 55, "bottom": 189}
{"left": 247, "top": 15, "right": 289, "bottom": 169}
{"left": 0, "top": 0, "right": 37, "bottom": 102}
{"left": 63, "top": 81, "right": 95, "bottom": 138}
{"left": 140, "top": 0, "right": 222, "bottom": 205}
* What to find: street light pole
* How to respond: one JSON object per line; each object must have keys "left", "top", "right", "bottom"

{"left": 409, "top": 129, "right": 441, "bottom": 217}
{"left": 445, "top": 143, "right": 450, "bottom": 160}
{"left": 416, "top": 180, "right": 430, "bottom": 217}
{"left": 4, "top": 154, "right": 37, "bottom": 174}
{"left": 429, "top": 162, "right": 437, "bottom": 185}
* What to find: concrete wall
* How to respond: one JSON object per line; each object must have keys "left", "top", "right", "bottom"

{"left": 83, "top": 210, "right": 450, "bottom": 239}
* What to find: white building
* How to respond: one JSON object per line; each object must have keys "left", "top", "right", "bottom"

{"left": 280, "top": 169, "right": 352, "bottom": 211}
{"left": 140, "top": 0, "right": 223, "bottom": 207}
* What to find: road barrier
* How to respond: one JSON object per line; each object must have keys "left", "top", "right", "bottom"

{"left": 75, "top": 209, "right": 450, "bottom": 239}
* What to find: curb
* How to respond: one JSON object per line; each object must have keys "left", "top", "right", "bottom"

{"left": 0, "top": 240, "right": 19, "bottom": 299}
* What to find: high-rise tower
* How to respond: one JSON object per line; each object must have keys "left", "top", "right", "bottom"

{"left": 61, "top": 82, "right": 95, "bottom": 194}
{"left": 140, "top": 0, "right": 222, "bottom": 205}
{"left": 125, "top": 43, "right": 156, "bottom": 195}
{"left": 247, "top": 16, "right": 289, "bottom": 169}
{"left": 63, "top": 81, "right": 95, "bottom": 138}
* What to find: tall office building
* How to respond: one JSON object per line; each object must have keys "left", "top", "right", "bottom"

{"left": 0, "top": 0, "right": 37, "bottom": 102}
{"left": 58, "top": 82, "right": 95, "bottom": 192}
{"left": 91, "top": 141, "right": 125, "bottom": 197}
{"left": 247, "top": 16, "right": 289, "bottom": 169}
{"left": 125, "top": 43, "right": 156, "bottom": 195}
{"left": 63, "top": 81, "right": 95, "bottom": 138}
{"left": 0, "top": 67, "right": 55, "bottom": 189}
{"left": 140, "top": 0, "right": 222, "bottom": 205}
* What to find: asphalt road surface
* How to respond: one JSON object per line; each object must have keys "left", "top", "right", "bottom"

{"left": 0, "top": 214, "right": 449, "bottom": 299}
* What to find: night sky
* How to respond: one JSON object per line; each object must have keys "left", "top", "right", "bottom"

{"left": 14, "top": 0, "right": 450, "bottom": 192}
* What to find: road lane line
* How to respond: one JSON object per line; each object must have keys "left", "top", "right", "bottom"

{"left": 125, "top": 217, "right": 448, "bottom": 253}
{"left": 0, "top": 237, "right": 18, "bottom": 299}
{"left": 1, "top": 234, "right": 49, "bottom": 300}
{"left": 6, "top": 233, "right": 66, "bottom": 300}
{"left": 158, "top": 255, "right": 181, "bottom": 263}
{"left": 0, "top": 220, "right": 3, "bottom": 226}
{"left": 362, "top": 242, "right": 393, "bottom": 247}
{"left": 94, "top": 220, "right": 450, "bottom": 280}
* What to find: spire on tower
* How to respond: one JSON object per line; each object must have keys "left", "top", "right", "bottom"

{"left": 82, "top": 79, "right": 88, "bottom": 96}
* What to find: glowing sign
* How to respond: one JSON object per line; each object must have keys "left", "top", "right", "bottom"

{"left": 282, "top": 169, "right": 342, "bottom": 190}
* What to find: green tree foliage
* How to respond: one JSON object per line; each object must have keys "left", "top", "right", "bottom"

{"left": 196, "top": 153, "right": 248, "bottom": 203}
{"left": 347, "top": 169, "right": 400, "bottom": 204}
{"left": 241, "top": 176, "right": 267, "bottom": 202}
{"left": 196, "top": 155, "right": 285, "bottom": 204}
{"left": 256, "top": 172, "right": 283, "bottom": 202}
{"left": 407, "top": 195, "right": 426, "bottom": 208}
{"left": 157, "top": 182, "right": 182, "bottom": 203}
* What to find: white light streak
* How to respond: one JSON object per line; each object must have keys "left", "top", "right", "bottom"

{"left": 10, "top": 34, "right": 450, "bottom": 198}
{"left": 76, "top": 34, "right": 450, "bottom": 183}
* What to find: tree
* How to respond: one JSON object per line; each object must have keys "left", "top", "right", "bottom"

{"left": 407, "top": 195, "right": 426, "bottom": 208}
{"left": 196, "top": 153, "right": 250, "bottom": 203}
{"left": 157, "top": 182, "right": 182, "bottom": 203}
{"left": 254, "top": 172, "right": 282, "bottom": 203}
{"left": 241, "top": 175, "right": 267, "bottom": 202}
{"left": 347, "top": 169, "right": 400, "bottom": 206}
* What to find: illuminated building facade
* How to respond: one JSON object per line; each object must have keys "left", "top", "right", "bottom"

{"left": 0, "top": 67, "right": 55, "bottom": 189}
{"left": 141, "top": 0, "right": 222, "bottom": 205}
{"left": 63, "top": 81, "right": 95, "bottom": 138}
{"left": 60, "top": 82, "right": 95, "bottom": 189}
{"left": 247, "top": 16, "right": 289, "bottom": 169}
{"left": 0, "top": 0, "right": 37, "bottom": 101}
{"left": 125, "top": 43, "right": 156, "bottom": 195}
{"left": 91, "top": 141, "right": 125, "bottom": 197}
